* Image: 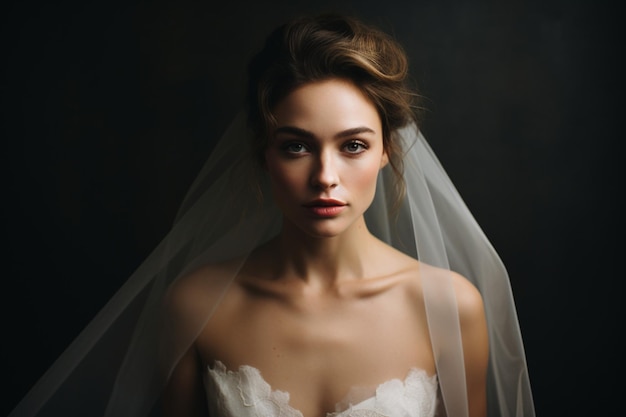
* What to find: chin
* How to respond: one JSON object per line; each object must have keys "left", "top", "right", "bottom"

{"left": 280, "top": 208, "right": 366, "bottom": 239}
{"left": 304, "top": 228, "right": 345, "bottom": 239}
{"left": 293, "top": 218, "right": 357, "bottom": 239}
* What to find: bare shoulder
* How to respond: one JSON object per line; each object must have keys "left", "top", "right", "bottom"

{"left": 449, "top": 270, "right": 485, "bottom": 324}
{"left": 407, "top": 262, "right": 485, "bottom": 323}
{"left": 376, "top": 242, "right": 485, "bottom": 321}
{"left": 163, "top": 257, "right": 243, "bottom": 322}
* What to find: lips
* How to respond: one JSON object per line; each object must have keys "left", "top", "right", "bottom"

{"left": 303, "top": 199, "right": 347, "bottom": 217}
{"left": 303, "top": 198, "right": 347, "bottom": 207}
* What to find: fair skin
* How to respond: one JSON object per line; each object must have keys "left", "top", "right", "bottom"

{"left": 163, "top": 78, "right": 488, "bottom": 417}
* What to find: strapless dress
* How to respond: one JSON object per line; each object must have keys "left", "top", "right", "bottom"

{"left": 204, "top": 360, "right": 438, "bottom": 417}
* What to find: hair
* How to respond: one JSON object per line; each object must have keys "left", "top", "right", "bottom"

{"left": 246, "top": 13, "right": 419, "bottom": 206}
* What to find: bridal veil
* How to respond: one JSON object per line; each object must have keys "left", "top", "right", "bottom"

{"left": 9, "top": 109, "right": 534, "bottom": 416}
{"left": 9, "top": 12, "right": 534, "bottom": 417}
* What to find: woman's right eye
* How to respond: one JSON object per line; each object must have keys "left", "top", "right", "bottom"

{"left": 282, "top": 142, "right": 308, "bottom": 154}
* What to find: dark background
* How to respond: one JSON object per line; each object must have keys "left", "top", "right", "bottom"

{"left": 2, "top": 0, "right": 622, "bottom": 415}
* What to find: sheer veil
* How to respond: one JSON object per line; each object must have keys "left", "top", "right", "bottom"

{"left": 8, "top": 112, "right": 535, "bottom": 416}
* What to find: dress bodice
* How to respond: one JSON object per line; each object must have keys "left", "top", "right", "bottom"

{"left": 204, "top": 360, "right": 438, "bottom": 417}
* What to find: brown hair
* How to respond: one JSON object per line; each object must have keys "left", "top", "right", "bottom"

{"left": 246, "top": 14, "right": 419, "bottom": 204}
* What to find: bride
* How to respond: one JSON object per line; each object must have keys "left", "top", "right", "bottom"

{"left": 163, "top": 14, "right": 520, "bottom": 417}
{"left": 9, "top": 13, "right": 534, "bottom": 417}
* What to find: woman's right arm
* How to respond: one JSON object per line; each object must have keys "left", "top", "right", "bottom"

{"left": 162, "top": 343, "right": 208, "bottom": 417}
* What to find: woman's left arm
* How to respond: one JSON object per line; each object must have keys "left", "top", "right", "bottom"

{"left": 454, "top": 272, "right": 489, "bottom": 417}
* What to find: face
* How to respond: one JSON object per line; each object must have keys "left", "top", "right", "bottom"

{"left": 264, "top": 78, "right": 388, "bottom": 238}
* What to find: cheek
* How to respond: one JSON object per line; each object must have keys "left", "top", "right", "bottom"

{"left": 266, "top": 160, "right": 306, "bottom": 194}
{"left": 268, "top": 165, "right": 298, "bottom": 188}
{"left": 351, "top": 161, "right": 382, "bottom": 197}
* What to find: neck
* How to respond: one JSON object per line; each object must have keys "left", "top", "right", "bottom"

{"left": 273, "top": 216, "right": 377, "bottom": 290}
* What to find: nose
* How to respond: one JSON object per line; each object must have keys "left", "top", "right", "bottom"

{"left": 310, "top": 151, "right": 339, "bottom": 190}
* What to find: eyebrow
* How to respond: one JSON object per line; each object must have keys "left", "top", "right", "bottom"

{"left": 273, "top": 126, "right": 376, "bottom": 139}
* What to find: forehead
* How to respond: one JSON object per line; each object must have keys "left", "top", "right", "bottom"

{"left": 272, "top": 78, "right": 381, "bottom": 137}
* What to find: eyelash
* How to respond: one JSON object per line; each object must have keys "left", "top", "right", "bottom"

{"left": 281, "top": 142, "right": 309, "bottom": 154}
{"left": 343, "top": 140, "right": 368, "bottom": 154}
{"left": 279, "top": 140, "right": 369, "bottom": 156}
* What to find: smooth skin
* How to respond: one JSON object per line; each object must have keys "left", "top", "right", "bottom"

{"left": 163, "top": 78, "right": 488, "bottom": 417}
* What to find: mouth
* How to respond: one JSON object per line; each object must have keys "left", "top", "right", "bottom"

{"left": 302, "top": 199, "right": 347, "bottom": 217}
{"left": 303, "top": 198, "right": 347, "bottom": 207}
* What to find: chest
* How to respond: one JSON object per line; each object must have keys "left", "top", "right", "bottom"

{"left": 204, "top": 360, "right": 439, "bottom": 417}
{"left": 196, "top": 284, "right": 434, "bottom": 416}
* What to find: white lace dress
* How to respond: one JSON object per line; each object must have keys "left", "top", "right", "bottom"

{"left": 204, "top": 361, "right": 438, "bottom": 417}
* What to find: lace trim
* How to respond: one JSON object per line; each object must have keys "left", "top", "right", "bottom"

{"left": 206, "top": 361, "right": 438, "bottom": 417}
{"left": 209, "top": 361, "right": 304, "bottom": 417}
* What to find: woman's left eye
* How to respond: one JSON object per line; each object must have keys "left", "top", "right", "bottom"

{"left": 344, "top": 141, "right": 368, "bottom": 154}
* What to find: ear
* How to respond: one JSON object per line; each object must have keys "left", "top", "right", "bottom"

{"left": 380, "top": 150, "right": 389, "bottom": 169}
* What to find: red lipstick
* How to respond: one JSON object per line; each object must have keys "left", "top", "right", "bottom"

{"left": 303, "top": 199, "right": 347, "bottom": 217}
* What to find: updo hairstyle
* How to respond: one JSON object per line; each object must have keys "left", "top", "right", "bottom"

{"left": 246, "top": 13, "right": 419, "bottom": 201}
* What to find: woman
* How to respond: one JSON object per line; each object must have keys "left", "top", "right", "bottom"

{"left": 9, "top": 14, "right": 533, "bottom": 417}
{"left": 161, "top": 14, "right": 527, "bottom": 417}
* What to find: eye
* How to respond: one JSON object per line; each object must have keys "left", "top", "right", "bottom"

{"left": 281, "top": 142, "right": 309, "bottom": 155}
{"left": 343, "top": 140, "right": 368, "bottom": 154}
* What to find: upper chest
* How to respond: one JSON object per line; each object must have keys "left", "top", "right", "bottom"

{"left": 201, "top": 275, "right": 430, "bottom": 353}
{"left": 196, "top": 279, "right": 434, "bottom": 411}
